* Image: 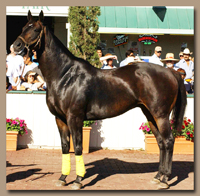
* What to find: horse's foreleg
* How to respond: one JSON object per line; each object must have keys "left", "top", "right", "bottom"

{"left": 55, "top": 117, "right": 71, "bottom": 187}
{"left": 68, "top": 115, "right": 85, "bottom": 190}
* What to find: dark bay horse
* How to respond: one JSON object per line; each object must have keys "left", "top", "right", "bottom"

{"left": 13, "top": 10, "right": 186, "bottom": 190}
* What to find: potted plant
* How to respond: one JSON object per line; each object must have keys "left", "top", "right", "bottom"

{"left": 69, "top": 120, "right": 95, "bottom": 153}
{"left": 6, "top": 118, "right": 28, "bottom": 151}
{"left": 140, "top": 117, "right": 194, "bottom": 154}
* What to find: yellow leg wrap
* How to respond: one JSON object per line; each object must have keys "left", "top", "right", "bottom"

{"left": 75, "top": 155, "right": 86, "bottom": 177}
{"left": 62, "top": 154, "right": 71, "bottom": 175}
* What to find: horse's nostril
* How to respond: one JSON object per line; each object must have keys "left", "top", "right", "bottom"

{"left": 17, "top": 42, "right": 22, "bottom": 47}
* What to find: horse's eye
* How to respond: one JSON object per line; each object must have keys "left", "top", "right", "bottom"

{"left": 34, "top": 28, "right": 41, "bottom": 32}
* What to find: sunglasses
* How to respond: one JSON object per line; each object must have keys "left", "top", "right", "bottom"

{"left": 157, "top": 51, "right": 162, "bottom": 53}
{"left": 28, "top": 75, "right": 35, "bottom": 78}
{"left": 179, "top": 55, "right": 184, "bottom": 57}
{"left": 129, "top": 54, "right": 134, "bottom": 57}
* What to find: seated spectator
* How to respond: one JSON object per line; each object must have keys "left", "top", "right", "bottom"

{"left": 20, "top": 50, "right": 45, "bottom": 85}
{"left": 120, "top": 49, "right": 134, "bottom": 67}
{"left": 100, "top": 53, "right": 118, "bottom": 69}
{"left": 174, "top": 48, "right": 194, "bottom": 80}
{"left": 6, "top": 76, "right": 12, "bottom": 92}
{"left": 177, "top": 68, "right": 193, "bottom": 94}
{"left": 22, "top": 51, "right": 38, "bottom": 77}
{"left": 101, "top": 53, "right": 118, "bottom": 69}
{"left": 20, "top": 71, "right": 45, "bottom": 91}
{"left": 161, "top": 53, "right": 179, "bottom": 69}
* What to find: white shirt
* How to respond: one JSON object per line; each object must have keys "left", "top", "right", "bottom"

{"left": 23, "top": 62, "right": 38, "bottom": 77}
{"left": 149, "top": 53, "right": 163, "bottom": 66}
{"left": 101, "top": 64, "right": 117, "bottom": 69}
{"left": 174, "top": 59, "right": 194, "bottom": 79}
{"left": 21, "top": 82, "right": 39, "bottom": 91}
{"left": 6, "top": 54, "right": 24, "bottom": 76}
{"left": 120, "top": 59, "right": 127, "bottom": 67}
{"left": 6, "top": 54, "right": 24, "bottom": 89}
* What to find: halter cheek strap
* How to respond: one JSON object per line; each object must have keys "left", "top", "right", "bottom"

{"left": 18, "top": 27, "right": 44, "bottom": 51}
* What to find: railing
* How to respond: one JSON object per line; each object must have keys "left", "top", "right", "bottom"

{"left": 6, "top": 91, "right": 194, "bottom": 150}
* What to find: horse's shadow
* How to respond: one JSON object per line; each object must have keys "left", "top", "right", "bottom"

{"left": 83, "top": 158, "right": 194, "bottom": 188}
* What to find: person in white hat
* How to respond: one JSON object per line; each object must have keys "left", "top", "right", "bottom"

{"left": 161, "top": 53, "right": 179, "bottom": 69}
{"left": 174, "top": 48, "right": 194, "bottom": 80}
{"left": 149, "top": 46, "right": 164, "bottom": 66}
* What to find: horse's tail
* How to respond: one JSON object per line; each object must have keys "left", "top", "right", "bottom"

{"left": 171, "top": 70, "right": 187, "bottom": 132}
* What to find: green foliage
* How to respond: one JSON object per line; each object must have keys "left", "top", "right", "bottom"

{"left": 83, "top": 120, "right": 95, "bottom": 127}
{"left": 69, "top": 6, "right": 101, "bottom": 68}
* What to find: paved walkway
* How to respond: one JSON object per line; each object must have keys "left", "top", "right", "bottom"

{"left": 6, "top": 148, "right": 194, "bottom": 190}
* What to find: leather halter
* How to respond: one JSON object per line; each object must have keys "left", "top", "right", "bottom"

{"left": 18, "top": 26, "right": 44, "bottom": 52}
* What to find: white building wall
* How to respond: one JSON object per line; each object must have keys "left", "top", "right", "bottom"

{"left": 6, "top": 93, "right": 194, "bottom": 150}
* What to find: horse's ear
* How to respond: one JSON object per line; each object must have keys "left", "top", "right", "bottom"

{"left": 39, "top": 10, "right": 44, "bottom": 23}
{"left": 27, "top": 10, "right": 33, "bottom": 21}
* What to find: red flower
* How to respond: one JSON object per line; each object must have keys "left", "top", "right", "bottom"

{"left": 186, "top": 131, "right": 190, "bottom": 135}
{"left": 182, "top": 125, "right": 185, "bottom": 129}
{"left": 184, "top": 122, "right": 188, "bottom": 126}
{"left": 6, "top": 119, "right": 10, "bottom": 123}
{"left": 188, "top": 119, "right": 191, "bottom": 122}
{"left": 190, "top": 134, "right": 193, "bottom": 138}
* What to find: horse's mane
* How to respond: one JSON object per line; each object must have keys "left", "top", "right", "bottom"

{"left": 45, "top": 26, "right": 75, "bottom": 60}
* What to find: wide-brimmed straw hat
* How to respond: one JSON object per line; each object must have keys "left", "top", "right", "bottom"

{"left": 183, "top": 48, "right": 193, "bottom": 55}
{"left": 161, "top": 53, "right": 179, "bottom": 62}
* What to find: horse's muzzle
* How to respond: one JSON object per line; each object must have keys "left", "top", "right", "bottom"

{"left": 13, "top": 37, "right": 26, "bottom": 55}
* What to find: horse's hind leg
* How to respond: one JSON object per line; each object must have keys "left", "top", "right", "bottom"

{"left": 55, "top": 117, "right": 71, "bottom": 187}
{"left": 140, "top": 105, "right": 166, "bottom": 184}
{"left": 148, "top": 121, "right": 166, "bottom": 184}
{"left": 156, "top": 117, "right": 174, "bottom": 189}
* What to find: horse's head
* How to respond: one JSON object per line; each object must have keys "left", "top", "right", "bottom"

{"left": 13, "top": 10, "right": 44, "bottom": 54}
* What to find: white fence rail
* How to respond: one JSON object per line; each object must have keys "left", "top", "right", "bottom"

{"left": 6, "top": 92, "right": 194, "bottom": 150}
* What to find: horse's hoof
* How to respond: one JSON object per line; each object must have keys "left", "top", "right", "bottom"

{"left": 56, "top": 180, "right": 66, "bottom": 187}
{"left": 151, "top": 178, "right": 160, "bottom": 184}
{"left": 157, "top": 182, "right": 169, "bottom": 189}
{"left": 71, "top": 182, "right": 82, "bottom": 190}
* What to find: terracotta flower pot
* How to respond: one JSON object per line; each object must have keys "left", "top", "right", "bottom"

{"left": 145, "top": 134, "right": 194, "bottom": 154}
{"left": 6, "top": 131, "right": 18, "bottom": 151}
{"left": 69, "top": 127, "right": 91, "bottom": 153}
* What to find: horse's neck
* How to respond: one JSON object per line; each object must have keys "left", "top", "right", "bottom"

{"left": 38, "top": 27, "right": 75, "bottom": 82}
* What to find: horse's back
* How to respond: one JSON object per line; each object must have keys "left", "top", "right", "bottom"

{"left": 85, "top": 62, "right": 179, "bottom": 120}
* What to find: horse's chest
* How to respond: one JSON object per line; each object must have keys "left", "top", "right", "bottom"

{"left": 46, "top": 95, "right": 62, "bottom": 117}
